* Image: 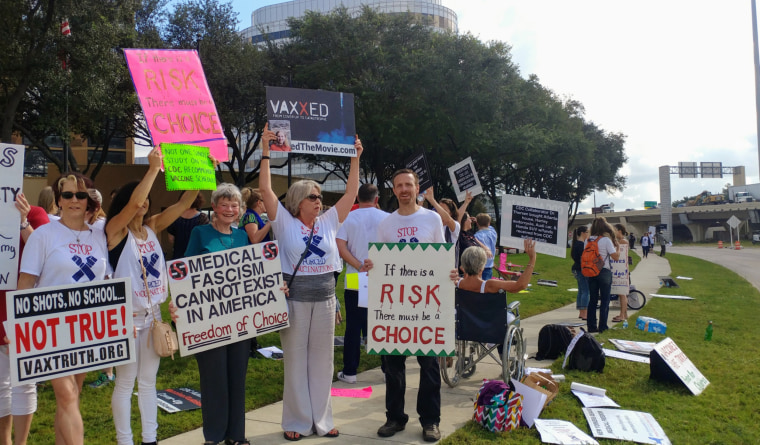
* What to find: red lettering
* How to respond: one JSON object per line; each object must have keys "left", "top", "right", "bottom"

{"left": 435, "top": 327, "right": 445, "bottom": 344}
{"left": 380, "top": 284, "right": 394, "bottom": 306}
{"left": 396, "top": 227, "right": 418, "bottom": 237}
{"left": 426, "top": 285, "right": 440, "bottom": 307}
{"left": 69, "top": 244, "right": 93, "bottom": 255}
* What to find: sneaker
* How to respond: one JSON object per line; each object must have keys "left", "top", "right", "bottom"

{"left": 377, "top": 420, "right": 406, "bottom": 437}
{"left": 422, "top": 424, "right": 441, "bottom": 442}
{"left": 337, "top": 371, "right": 356, "bottom": 384}
{"left": 87, "top": 372, "right": 114, "bottom": 388}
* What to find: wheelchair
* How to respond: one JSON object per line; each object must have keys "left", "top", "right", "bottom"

{"left": 439, "top": 288, "right": 526, "bottom": 388}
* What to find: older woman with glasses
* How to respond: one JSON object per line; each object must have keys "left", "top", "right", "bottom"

{"left": 18, "top": 172, "right": 111, "bottom": 445}
{"left": 258, "top": 123, "right": 363, "bottom": 441}
{"left": 170, "top": 183, "right": 251, "bottom": 445}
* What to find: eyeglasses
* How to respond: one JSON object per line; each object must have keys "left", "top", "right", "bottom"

{"left": 60, "top": 191, "right": 89, "bottom": 200}
{"left": 307, "top": 194, "right": 323, "bottom": 202}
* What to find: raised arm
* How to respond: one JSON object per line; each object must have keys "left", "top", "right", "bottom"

{"left": 148, "top": 189, "right": 200, "bottom": 234}
{"left": 333, "top": 136, "right": 363, "bottom": 222}
{"left": 423, "top": 187, "right": 456, "bottom": 232}
{"left": 258, "top": 123, "right": 280, "bottom": 222}
{"left": 457, "top": 190, "right": 473, "bottom": 222}
{"left": 105, "top": 147, "right": 162, "bottom": 245}
{"left": 487, "top": 239, "right": 536, "bottom": 293}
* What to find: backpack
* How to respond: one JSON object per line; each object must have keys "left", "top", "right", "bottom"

{"left": 580, "top": 237, "right": 605, "bottom": 277}
{"left": 535, "top": 324, "right": 574, "bottom": 360}
{"left": 564, "top": 331, "right": 605, "bottom": 372}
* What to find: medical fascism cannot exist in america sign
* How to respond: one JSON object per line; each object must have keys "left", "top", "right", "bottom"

{"left": 166, "top": 241, "right": 289, "bottom": 356}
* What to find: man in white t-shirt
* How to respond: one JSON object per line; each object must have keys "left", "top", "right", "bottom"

{"left": 336, "top": 184, "right": 387, "bottom": 384}
{"left": 375, "top": 169, "right": 445, "bottom": 443}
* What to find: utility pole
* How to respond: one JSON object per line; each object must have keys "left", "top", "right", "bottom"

{"left": 752, "top": 0, "right": 760, "bottom": 178}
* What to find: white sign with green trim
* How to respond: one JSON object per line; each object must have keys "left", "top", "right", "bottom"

{"left": 367, "top": 243, "right": 455, "bottom": 356}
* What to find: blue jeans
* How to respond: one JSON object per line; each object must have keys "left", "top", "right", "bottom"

{"left": 573, "top": 270, "right": 590, "bottom": 310}
{"left": 341, "top": 290, "right": 367, "bottom": 376}
{"left": 587, "top": 268, "right": 612, "bottom": 332}
{"left": 481, "top": 268, "right": 493, "bottom": 280}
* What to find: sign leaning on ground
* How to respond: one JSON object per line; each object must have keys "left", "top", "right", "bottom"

{"left": 650, "top": 337, "right": 709, "bottom": 396}
{"left": 366, "top": 243, "right": 455, "bottom": 357}
{"left": 123, "top": 49, "right": 228, "bottom": 161}
{"left": 500, "top": 195, "right": 569, "bottom": 258}
{"left": 160, "top": 143, "right": 216, "bottom": 191}
{"left": 447, "top": 157, "right": 483, "bottom": 202}
{"left": 0, "top": 143, "right": 24, "bottom": 290}
{"left": 166, "top": 241, "right": 289, "bottom": 356}
{"left": 6, "top": 278, "right": 135, "bottom": 385}
{"left": 266, "top": 86, "right": 356, "bottom": 157}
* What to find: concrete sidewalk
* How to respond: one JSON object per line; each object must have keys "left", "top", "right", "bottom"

{"left": 162, "top": 253, "right": 670, "bottom": 444}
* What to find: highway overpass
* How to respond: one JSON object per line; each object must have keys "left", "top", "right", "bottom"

{"left": 571, "top": 202, "right": 760, "bottom": 242}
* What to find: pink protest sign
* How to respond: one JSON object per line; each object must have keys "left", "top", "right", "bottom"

{"left": 124, "top": 49, "right": 228, "bottom": 161}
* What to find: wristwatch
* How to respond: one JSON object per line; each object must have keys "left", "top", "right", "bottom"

{"left": 20, "top": 221, "right": 30, "bottom": 230}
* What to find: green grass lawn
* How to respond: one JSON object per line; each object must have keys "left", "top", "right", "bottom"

{"left": 24, "top": 250, "right": 759, "bottom": 444}
{"left": 442, "top": 253, "right": 760, "bottom": 444}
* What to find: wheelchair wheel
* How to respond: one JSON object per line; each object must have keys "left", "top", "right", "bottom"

{"left": 627, "top": 289, "right": 646, "bottom": 310}
{"left": 440, "top": 340, "right": 471, "bottom": 388}
{"left": 500, "top": 325, "right": 525, "bottom": 382}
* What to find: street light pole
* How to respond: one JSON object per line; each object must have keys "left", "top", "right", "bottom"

{"left": 751, "top": 0, "right": 760, "bottom": 179}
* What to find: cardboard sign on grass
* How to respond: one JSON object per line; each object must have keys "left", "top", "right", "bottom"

{"left": 650, "top": 337, "right": 709, "bottom": 395}
{"left": 0, "top": 143, "right": 24, "bottom": 290}
{"left": 447, "top": 157, "right": 482, "bottom": 202}
{"left": 166, "top": 241, "right": 288, "bottom": 356}
{"left": 266, "top": 86, "right": 356, "bottom": 157}
{"left": 583, "top": 408, "right": 671, "bottom": 445}
{"left": 500, "top": 195, "right": 569, "bottom": 258}
{"left": 157, "top": 387, "right": 202, "bottom": 413}
{"left": 160, "top": 143, "right": 216, "bottom": 191}
{"left": 123, "top": 49, "right": 228, "bottom": 161}
{"left": 7, "top": 278, "right": 135, "bottom": 385}
{"left": 367, "top": 243, "right": 455, "bottom": 356}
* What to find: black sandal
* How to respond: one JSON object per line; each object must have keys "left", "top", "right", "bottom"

{"left": 284, "top": 431, "right": 302, "bottom": 441}
{"left": 324, "top": 428, "right": 340, "bottom": 438}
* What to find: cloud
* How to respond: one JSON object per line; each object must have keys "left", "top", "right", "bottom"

{"left": 448, "top": 0, "right": 760, "bottom": 211}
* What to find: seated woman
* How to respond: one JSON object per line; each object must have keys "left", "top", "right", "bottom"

{"left": 456, "top": 239, "right": 537, "bottom": 312}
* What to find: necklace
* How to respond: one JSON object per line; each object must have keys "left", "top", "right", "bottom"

{"left": 214, "top": 222, "right": 234, "bottom": 249}
{"left": 62, "top": 220, "right": 90, "bottom": 244}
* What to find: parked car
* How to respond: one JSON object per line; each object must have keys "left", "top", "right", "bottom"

{"left": 753, "top": 231, "right": 760, "bottom": 245}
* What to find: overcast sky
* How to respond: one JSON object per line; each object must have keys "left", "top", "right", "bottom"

{"left": 231, "top": 0, "right": 760, "bottom": 211}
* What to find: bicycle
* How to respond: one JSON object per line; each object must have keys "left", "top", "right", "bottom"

{"left": 605, "top": 284, "right": 646, "bottom": 310}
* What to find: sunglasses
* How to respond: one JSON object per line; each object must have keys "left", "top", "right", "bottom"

{"left": 60, "top": 191, "right": 89, "bottom": 200}
{"left": 307, "top": 194, "right": 323, "bottom": 202}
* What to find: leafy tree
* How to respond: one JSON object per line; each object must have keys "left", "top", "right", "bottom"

{"left": 1, "top": 0, "right": 159, "bottom": 177}
{"left": 165, "top": 0, "right": 276, "bottom": 188}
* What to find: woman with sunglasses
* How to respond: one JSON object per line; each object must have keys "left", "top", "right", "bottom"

{"left": 18, "top": 172, "right": 110, "bottom": 445}
{"left": 106, "top": 147, "right": 202, "bottom": 445}
{"left": 259, "top": 123, "right": 363, "bottom": 441}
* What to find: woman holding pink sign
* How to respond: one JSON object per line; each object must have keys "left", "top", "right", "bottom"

{"left": 106, "top": 147, "right": 201, "bottom": 445}
{"left": 18, "top": 172, "right": 110, "bottom": 445}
